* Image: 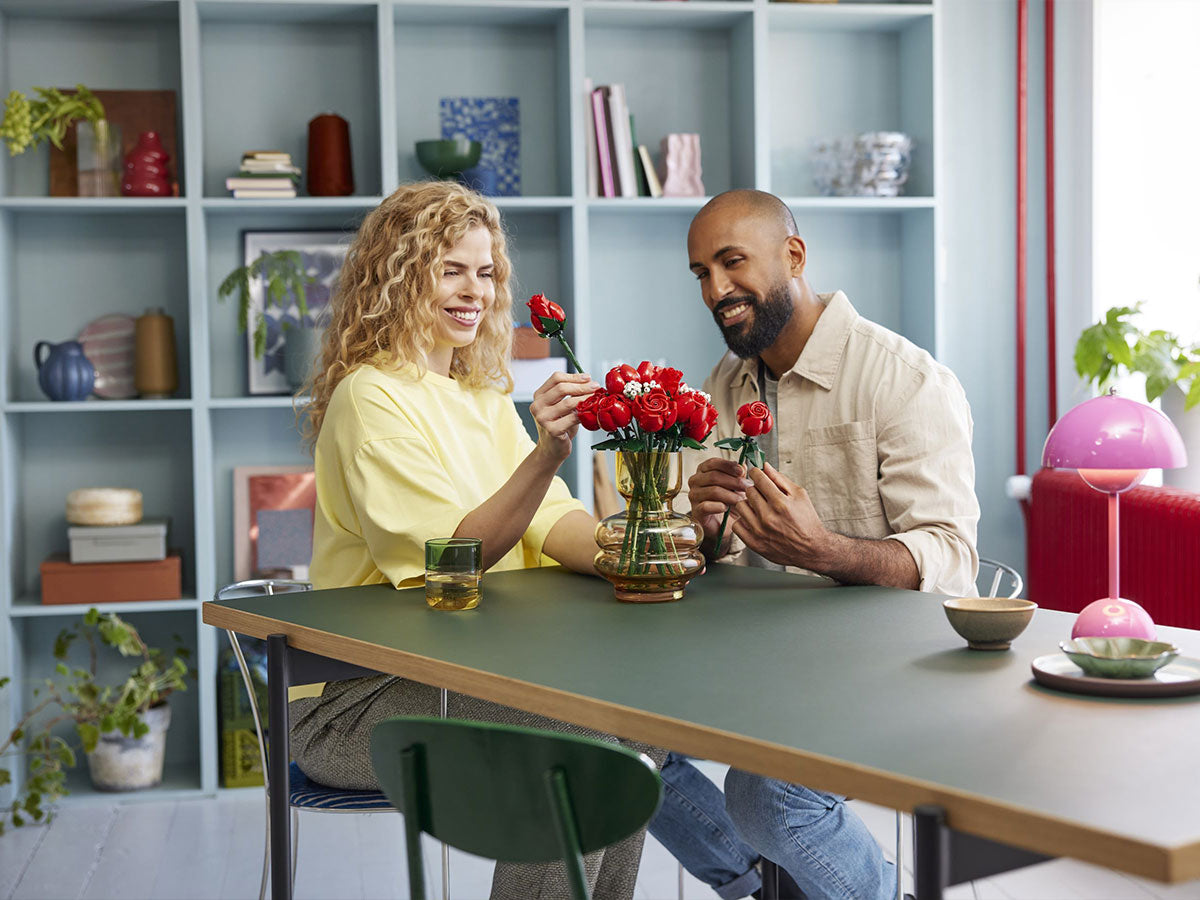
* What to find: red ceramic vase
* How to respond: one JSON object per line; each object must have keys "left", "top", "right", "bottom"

{"left": 121, "top": 131, "right": 172, "bottom": 197}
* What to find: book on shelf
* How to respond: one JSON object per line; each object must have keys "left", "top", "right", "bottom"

{"left": 243, "top": 150, "right": 291, "bottom": 162}
{"left": 240, "top": 161, "right": 301, "bottom": 175}
{"left": 225, "top": 176, "right": 297, "bottom": 191}
{"left": 591, "top": 88, "right": 616, "bottom": 198}
{"left": 584, "top": 76, "right": 599, "bottom": 199}
{"left": 232, "top": 188, "right": 297, "bottom": 199}
{"left": 606, "top": 84, "right": 638, "bottom": 198}
{"left": 637, "top": 146, "right": 663, "bottom": 198}
{"left": 629, "top": 114, "right": 650, "bottom": 198}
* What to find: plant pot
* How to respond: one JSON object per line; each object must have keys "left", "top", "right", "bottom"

{"left": 85, "top": 702, "right": 171, "bottom": 791}
{"left": 1162, "top": 387, "right": 1200, "bottom": 492}
{"left": 77, "top": 119, "right": 122, "bottom": 198}
{"left": 594, "top": 451, "right": 705, "bottom": 602}
{"left": 283, "top": 325, "right": 323, "bottom": 391}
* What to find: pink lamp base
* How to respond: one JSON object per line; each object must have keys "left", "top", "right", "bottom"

{"left": 1071, "top": 597, "right": 1157, "bottom": 640}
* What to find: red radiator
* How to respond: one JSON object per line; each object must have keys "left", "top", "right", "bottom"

{"left": 1027, "top": 469, "right": 1200, "bottom": 628}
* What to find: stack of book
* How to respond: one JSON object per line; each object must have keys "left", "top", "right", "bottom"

{"left": 584, "top": 79, "right": 663, "bottom": 199}
{"left": 225, "top": 150, "right": 300, "bottom": 199}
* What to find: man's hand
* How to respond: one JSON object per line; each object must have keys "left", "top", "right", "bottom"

{"left": 730, "top": 462, "right": 834, "bottom": 570}
{"left": 687, "top": 457, "right": 750, "bottom": 554}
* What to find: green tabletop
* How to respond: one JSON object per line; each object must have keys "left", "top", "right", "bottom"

{"left": 204, "top": 564, "right": 1200, "bottom": 882}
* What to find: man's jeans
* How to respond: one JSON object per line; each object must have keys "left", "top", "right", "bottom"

{"left": 725, "top": 769, "right": 896, "bottom": 900}
{"left": 649, "top": 753, "right": 763, "bottom": 900}
{"left": 650, "top": 754, "right": 896, "bottom": 900}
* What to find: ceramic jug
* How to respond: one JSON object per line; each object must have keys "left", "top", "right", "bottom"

{"left": 35, "top": 340, "right": 95, "bottom": 401}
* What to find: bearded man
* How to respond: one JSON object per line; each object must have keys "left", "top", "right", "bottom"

{"left": 647, "top": 189, "right": 980, "bottom": 900}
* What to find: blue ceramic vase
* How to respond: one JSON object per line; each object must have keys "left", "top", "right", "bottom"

{"left": 35, "top": 340, "right": 95, "bottom": 402}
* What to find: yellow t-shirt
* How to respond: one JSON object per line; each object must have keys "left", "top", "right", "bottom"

{"left": 311, "top": 361, "right": 584, "bottom": 590}
{"left": 291, "top": 362, "right": 586, "bottom": 701}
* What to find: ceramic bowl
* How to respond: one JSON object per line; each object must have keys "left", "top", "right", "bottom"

{"left": 943, "top": 597, "right": 1037, "bottom": 650}
{"left": 415, "top": 139, "right": 482, "bottom": 179}
{"left": 1059, "top": 637, "right": 1179, "bottom": 679}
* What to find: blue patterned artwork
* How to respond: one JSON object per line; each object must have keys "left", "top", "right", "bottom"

{"left": 440, "top": 97, "right": 520, "bottom": 197}
{"left": 256, "top": 508, "right": 313, "bottom": 570}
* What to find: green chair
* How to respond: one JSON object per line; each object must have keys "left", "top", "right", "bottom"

{"left": 369, "top": 716, "right": 663, "bottom": 900}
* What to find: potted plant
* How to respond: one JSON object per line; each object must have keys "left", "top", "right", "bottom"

{"left": 0, "top": 608, "right": 192, "bottom": 826}
{"left": 0, "top": 85, "right": 121, "bottom": 197}
{"left": 218, "top": 250, "right": 322, "bottom": 390}
{"left": 1075, "top": 302, "right": 1200, "bottom": 489}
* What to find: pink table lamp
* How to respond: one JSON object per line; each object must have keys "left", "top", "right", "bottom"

{"left": 1042, "top": 391, "right": 1188, "bottom": 638}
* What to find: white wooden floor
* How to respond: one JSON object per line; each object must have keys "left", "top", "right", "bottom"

{"left": 2, "top": 761, "right": 1197, "bottom": 900}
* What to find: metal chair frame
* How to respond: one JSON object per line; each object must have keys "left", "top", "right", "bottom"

{"left": 217, "top": 579, "right": 402, "bottom": 900}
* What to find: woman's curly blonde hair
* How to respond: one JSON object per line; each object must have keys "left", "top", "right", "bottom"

{"left": 303, "top": 181, "right": 514, "bottom": 447}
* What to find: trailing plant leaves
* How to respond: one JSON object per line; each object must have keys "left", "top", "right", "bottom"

{"left": 77, "top": 723, "right": 99, "bottom": 753}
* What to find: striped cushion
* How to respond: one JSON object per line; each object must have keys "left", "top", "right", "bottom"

{"left": 288, "top": 761, "right": 394, "bottom": 810}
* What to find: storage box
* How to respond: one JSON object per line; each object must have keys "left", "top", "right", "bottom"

{"left": 39, "top": 552, "right": 182, "bottom": 605}
{"left": 68, "top": 518, "right": 168, "bottom": 564}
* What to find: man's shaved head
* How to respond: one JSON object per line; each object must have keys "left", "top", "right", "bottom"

{"left": 693, "top": 189, "right": 798, "bottom": 239}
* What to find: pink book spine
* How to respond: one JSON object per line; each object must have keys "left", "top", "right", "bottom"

{"left": 591, "top": 89, "right": 615, "bottom": 198}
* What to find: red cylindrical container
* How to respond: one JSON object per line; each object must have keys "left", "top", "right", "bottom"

{"left": 307, "top": 113, "right": 354, "bottom": 196}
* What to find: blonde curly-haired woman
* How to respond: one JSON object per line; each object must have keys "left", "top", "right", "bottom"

{"left": 291, "top": 181, "right": 663, "bottom": 900}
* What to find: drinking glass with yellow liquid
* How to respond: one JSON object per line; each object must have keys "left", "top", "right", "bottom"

{"left": 425, "top": 538, "right": 482, "bottom": 610}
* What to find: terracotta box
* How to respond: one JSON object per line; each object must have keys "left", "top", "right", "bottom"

{"left": 39, "top": 552, "right": 182, "bottom": 605}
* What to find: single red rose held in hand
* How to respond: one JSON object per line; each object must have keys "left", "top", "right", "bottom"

{"left": 527, "top": 293, "right": 566, "bottom": 335}
{"left": 736, "top": 400, "right": 773, "bottom": 437}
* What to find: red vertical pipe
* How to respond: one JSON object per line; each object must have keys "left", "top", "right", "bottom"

{"left": 1045, "top": 0, "right": 1058, "bottom": 429}
{"left": 1016, "top": 0, "right": 1028, "bottom": 477}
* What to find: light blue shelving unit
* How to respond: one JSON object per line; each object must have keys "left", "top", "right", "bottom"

{"left": 0, "top": 0, "right": 938, "bottom": 802}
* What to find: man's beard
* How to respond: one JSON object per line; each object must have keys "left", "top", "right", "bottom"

{"left": 713, "top": 283, "right": 794, "bottom": 359}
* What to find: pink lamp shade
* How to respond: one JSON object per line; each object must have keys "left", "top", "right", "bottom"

{"left": 1042, "top": 393, "right": 1187, "bottom": 474}
{"left": 1042, "top": 394, "right": 1188, "bottom": 641}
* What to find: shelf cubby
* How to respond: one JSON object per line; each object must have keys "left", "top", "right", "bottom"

{"left": 197, "top": 1, "right": 382, "bottom": 198}
{"left": 394, "top": 4, "right": 571, "bottom": 197}
{"left": 12, "top": 609, "right": 201, "bottom": 803}
{"left": 4, "top": 209, "right": 191, "bottom": 403}
{"left": 5, "top": 409, "right": 196, "bottom": 606}
{"left": 768, "top": 14, "right": 933, "bottom": 197}
{"left": 0, "top": 1, "right": 184, "bottom": 197}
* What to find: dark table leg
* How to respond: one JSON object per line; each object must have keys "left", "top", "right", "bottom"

{"left": 268, "top": 634, "right": 292, "bottom": 900}
{"left": 913, "top": 805, "right": 948, "bottom": 900}
{"left": 759, "top": 859, "right": 806, "bottom": 899}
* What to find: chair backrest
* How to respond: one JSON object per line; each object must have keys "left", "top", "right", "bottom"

{"left": 370, "top": 717, "right": 662, "bottom": 900}
{"left": 977, "top": 557, "right": 1024, "bottom": 599}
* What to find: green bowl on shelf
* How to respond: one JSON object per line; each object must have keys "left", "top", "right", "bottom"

{"left": 1060, "top": 637, "right": 1179, "bottom": 679}
{"left": 415, "top": 139, "right": 482, "bottom": 180}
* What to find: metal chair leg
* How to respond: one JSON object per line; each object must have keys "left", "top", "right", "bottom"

{"left": 291, "top": 807, "right": 300, "bottom": 885}
{"left": 259, "top": 804, "right": 270, "bottom": 900}
{"left": 440, "top": 687, "right": 449, "bottom": 900}
{"left": 677, "top": 861, "right": 685, "bottom": 900}
{"left": 896, "top": 810, "right": 904, "bottom": 900}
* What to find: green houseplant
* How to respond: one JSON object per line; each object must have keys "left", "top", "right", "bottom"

{"left": 1074, "top": 303, "right": 1200, "bottom": 411}
{"left": 0, "top": 85, "right": 105, "bottom": 156}
{"left": 0, "top": 609, "right": 192, "bottom": 832}
{"left": 218, "top": 250, "right": 317, "bottom": 361}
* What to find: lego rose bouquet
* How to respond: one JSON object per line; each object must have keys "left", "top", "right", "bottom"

{"left": 577, "top": 361, "right": 719, "bottom": 602}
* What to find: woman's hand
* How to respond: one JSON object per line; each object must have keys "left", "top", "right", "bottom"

{"left": 529, "top": 372, "right": 600, "bottom": 463}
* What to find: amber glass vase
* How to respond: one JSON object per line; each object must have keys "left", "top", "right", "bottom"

{"left": 594, "top": 450, "right": 705, "bottom": 602}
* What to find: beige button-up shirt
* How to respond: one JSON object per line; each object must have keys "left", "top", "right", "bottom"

{"left": 683, "top": 291, "right": 980, "bottom": 597}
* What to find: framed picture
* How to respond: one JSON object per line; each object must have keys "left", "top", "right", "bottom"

{"left": 232, "top": 465, "right": 317, "bottom": 582}
{"left": 243, "top": 230, "right": 350, "bottom": 395}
